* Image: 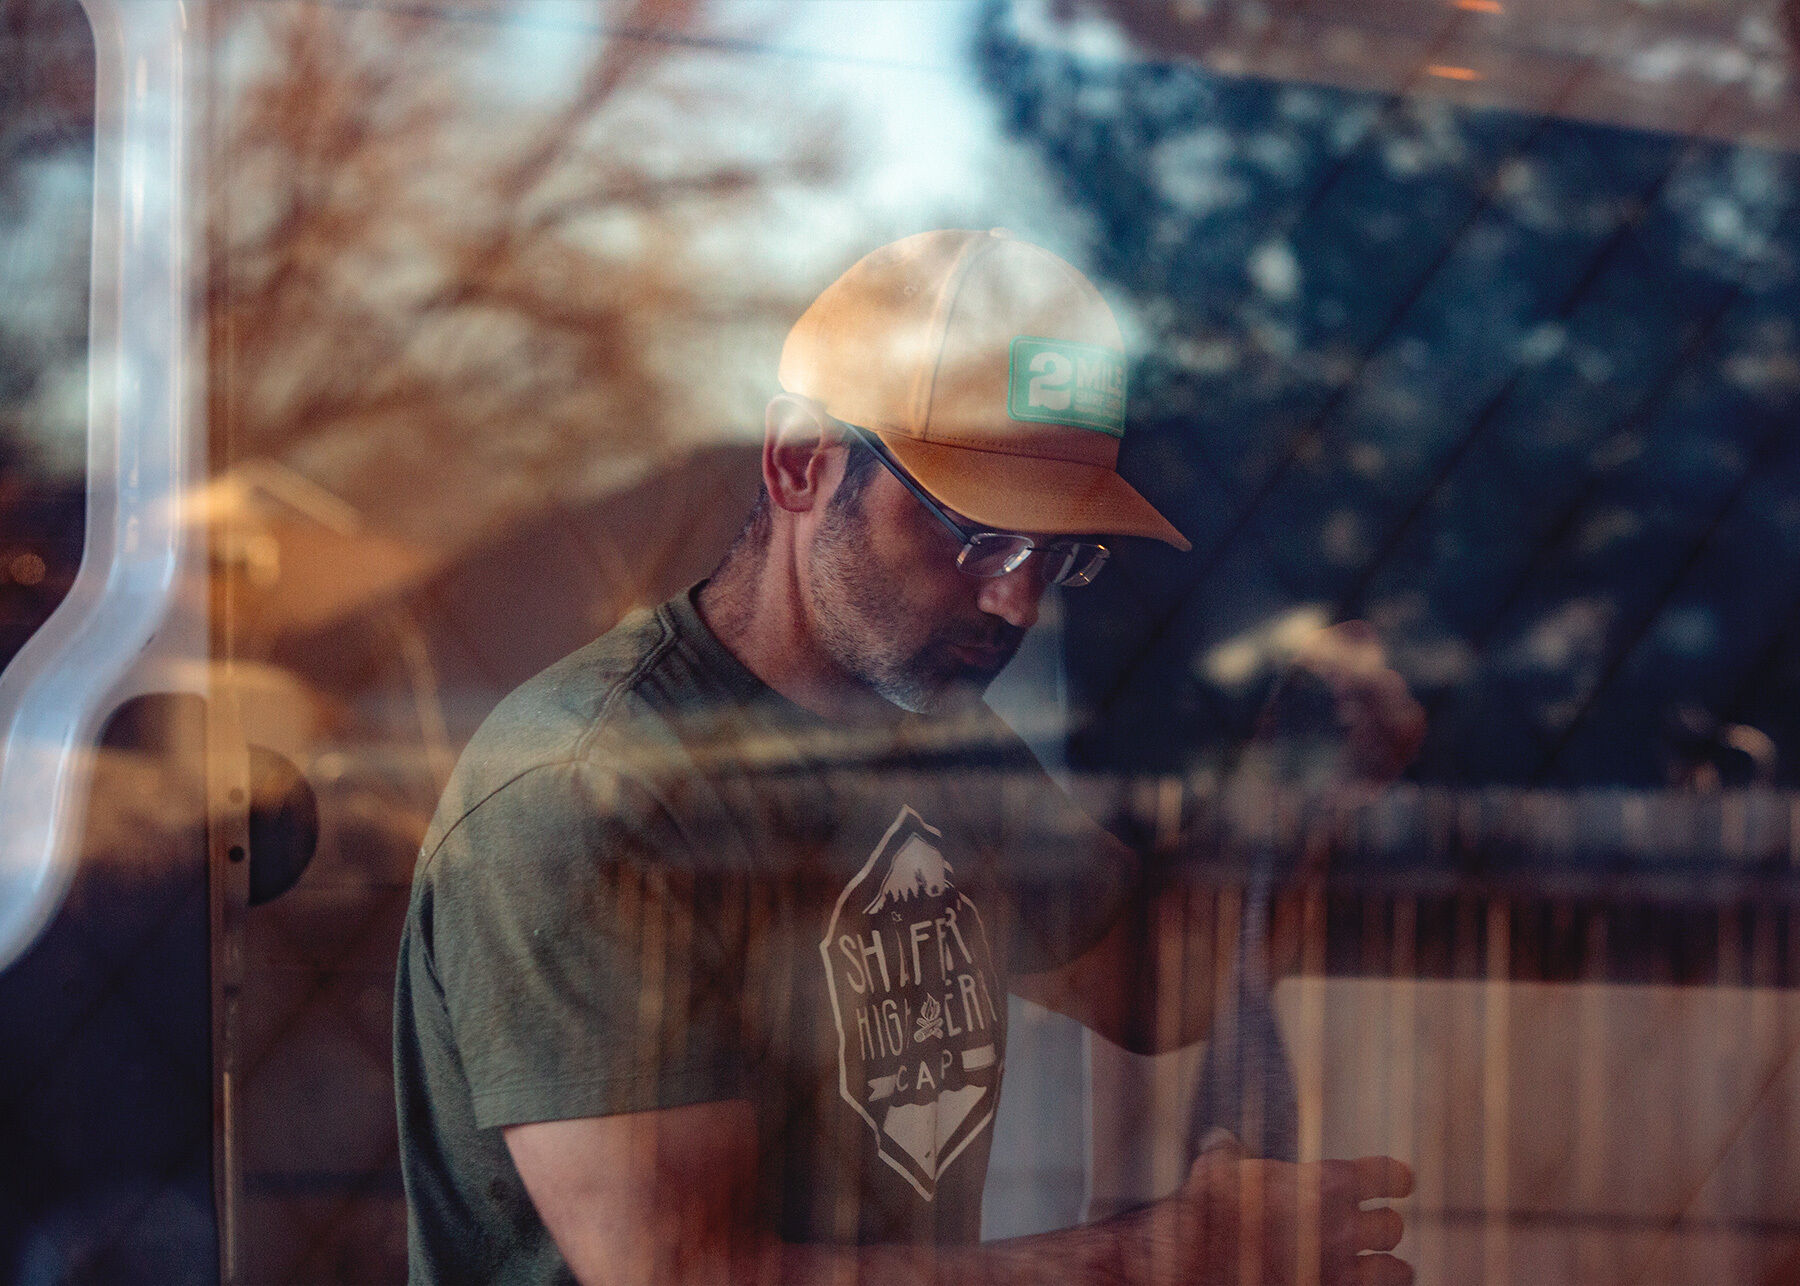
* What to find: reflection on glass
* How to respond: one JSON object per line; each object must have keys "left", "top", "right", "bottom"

{"left": 4, "top": 0, "right": 1800, "bottom": 1280}
{"left": 0, "top": 0, "right": 92, "bottom": 670}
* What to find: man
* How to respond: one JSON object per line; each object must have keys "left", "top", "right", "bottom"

{"left": 395, "top": 229, "right": 1420, "bottom": 1284}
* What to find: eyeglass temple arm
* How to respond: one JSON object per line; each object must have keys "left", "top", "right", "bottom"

{"left": 837, "top": 420, "right": 974, "bottom": 545}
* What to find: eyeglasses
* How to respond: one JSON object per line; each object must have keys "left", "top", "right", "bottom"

{"left": 837, "top": 420, "right": 1111, "bottom": 588}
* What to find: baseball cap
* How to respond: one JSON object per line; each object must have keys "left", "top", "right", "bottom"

{"left": 778, "top": 229, "right": 1191, "bottom": 551}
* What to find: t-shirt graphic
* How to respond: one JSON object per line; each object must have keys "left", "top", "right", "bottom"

{"left": 820, "top": 805, "right": 1004, "bottom": 1201}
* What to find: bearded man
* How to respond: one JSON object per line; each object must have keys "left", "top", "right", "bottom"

{"left": 394, "top": 229, "right": 1422, "bottom": 1285}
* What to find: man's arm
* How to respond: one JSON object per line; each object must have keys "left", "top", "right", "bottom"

{"left": 504, "top": 1104, "right": 1413, "bottom": 1286}
{"left": 1010, "top": 871, "right": 1221, "bottom": 1055}
{"left": 1015, "top": 621, "right": 1428, "bottom": 1056}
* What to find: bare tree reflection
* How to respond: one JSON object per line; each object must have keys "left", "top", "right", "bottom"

{"left": 211, "top": 6, "right": 844, "bottom": 1278}
{"left": 216, "top": 0, "right": 837, "bottom": 549}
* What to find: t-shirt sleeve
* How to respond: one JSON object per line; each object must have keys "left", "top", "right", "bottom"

{"left": 421, "top": 759, "right": 749, "bottom": 1131}
{"left": 997, "top": 759, "right": 1140, "bottom": 977}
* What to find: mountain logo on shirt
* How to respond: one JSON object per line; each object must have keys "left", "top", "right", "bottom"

{"left": 863, "top": 834, "right": 953, "bottom": 913}
{"left": 820, "top": 805, "right": 1005, "bottom": 1201}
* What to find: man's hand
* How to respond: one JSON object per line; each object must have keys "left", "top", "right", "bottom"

{"left": 1244, "top": 621, "right": 1425, "bottom": 796}
{"left": 1271, "top": 621, "right": 1425, "bottom": 788}
{"left": 1136, "top": 1137, "right": 1414, "bottom": 1286}
{"left": 1287, "top": 622, "right": 1425, "bottom": 786}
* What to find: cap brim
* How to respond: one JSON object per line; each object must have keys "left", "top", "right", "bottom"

{"left": 875, "top": 431, "right": 1193, "bottom": 552}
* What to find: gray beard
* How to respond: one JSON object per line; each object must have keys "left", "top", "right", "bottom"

{"left": 808, "top": 499, "right": 1022, "bottom": 715}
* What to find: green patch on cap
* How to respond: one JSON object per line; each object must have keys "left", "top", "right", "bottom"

{"left": 1007, "top": 336, "right": 1127, "bottom": 437}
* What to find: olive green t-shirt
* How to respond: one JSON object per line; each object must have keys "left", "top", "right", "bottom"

{"left": 394, "top": 588, "right": 1133, "bottom": 1284}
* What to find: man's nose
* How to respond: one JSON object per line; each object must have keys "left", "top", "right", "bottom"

{"left": 975, "top": 561, "right": 1043, "bottom": 631}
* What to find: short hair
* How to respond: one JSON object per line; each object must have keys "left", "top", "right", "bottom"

{"left": 724, "top": 433, "right": 881, "bottom": 557}
{"left": 832, "top": 433, "right": 882, "bottom": 510}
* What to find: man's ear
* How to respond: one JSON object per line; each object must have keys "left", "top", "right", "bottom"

{"left": 763, "top": 394, "right": 842, "bottom": 515}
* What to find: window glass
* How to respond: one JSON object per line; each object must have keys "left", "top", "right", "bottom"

{"left": 0, "top": 0, "right": 92, "bottom": 670}
{"left": 2, "top": 0, "right": 1788, "bottom": 1280}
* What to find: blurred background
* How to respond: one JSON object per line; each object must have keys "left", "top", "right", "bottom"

{"left": 9, "top": 0, "right": 1800, "bottom": 1280}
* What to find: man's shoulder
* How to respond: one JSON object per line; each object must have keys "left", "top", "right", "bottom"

{"left": 419, "top": 601, "right": 709, "bottom": 861}
{"left": 487, "top": 604, "right": 681, "bottom": 749}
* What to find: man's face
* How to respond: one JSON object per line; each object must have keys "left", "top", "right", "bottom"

{"left": 806, "top": 451, "right": 1048, "bottom": 714}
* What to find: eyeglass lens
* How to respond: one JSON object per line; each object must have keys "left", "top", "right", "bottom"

{"left": 957, "top": 533, "right": 1108, "bottom": 586}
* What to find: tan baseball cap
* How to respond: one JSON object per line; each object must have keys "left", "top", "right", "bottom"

{"left": 778, "top": 228, "right": 1191, "bottom": 551}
